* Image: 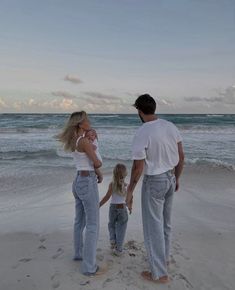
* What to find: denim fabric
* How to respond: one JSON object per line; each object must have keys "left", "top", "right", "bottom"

{"left": 72, "top": 171, "right": 99, "bottom": 274}
{"left": 141, "top": 171, "right": 176, "bottom": 279}
{"left": 108, "top": 204, "right": 128, "bottom": 252}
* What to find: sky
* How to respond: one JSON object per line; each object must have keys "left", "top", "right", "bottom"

{"left": 0, "top": 0, "right": 235, "bottom": 114}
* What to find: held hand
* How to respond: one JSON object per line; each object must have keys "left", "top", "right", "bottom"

{"left": 126, "top": 195, "right": 133, "bottom": 214}
{"left": 97, "top": 173, "right": 103, "bottom": 183}
{"left": 175, "top": 179, "right": 179, "bottom": 191}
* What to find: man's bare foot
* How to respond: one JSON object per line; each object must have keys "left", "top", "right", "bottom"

{"left": 141, "top": 271, "right": 169, "bottom": 283}
{"left": 94, "top": 265, "right": 108, "bottom": 276}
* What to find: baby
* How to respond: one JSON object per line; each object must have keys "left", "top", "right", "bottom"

{"left": 85, "top": 128, "right": 98, "bottom": 150}
{"left": 85, "top": 128, "right": 102, "bottom": 183}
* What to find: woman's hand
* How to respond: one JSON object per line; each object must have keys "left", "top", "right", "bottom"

{"left": 95, "top": 169, "right": 103, "bottom": 183}
{"left": 97, "top": 173, "right": 103, "bottom": 183}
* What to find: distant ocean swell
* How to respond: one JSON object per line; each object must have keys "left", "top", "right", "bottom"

{"left": 1, "top": 149, "right": 234, "bottom": 171}
{"left": 0, "top": 114, "right": 234, "bottom": 172}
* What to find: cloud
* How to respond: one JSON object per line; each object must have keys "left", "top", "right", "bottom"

{"left": 28, "top": 98, "right": 37, "bottom": 106}
{"left": 156, "top": 97, "right": 173, "bottom": 106}
{"left": 59, "top": 98, "right": 74, "bottom": 109}
{"left": 218, "top": 85, "right": 235, "bottom": 104}
{"left": 184, "top": 85, "right": 235, "bottom": 105}
{"left": 83, "top": 91, "right": 130, "bottom": 105}
{"left": 126, "top": 92, "right": 173, "bottom": 106}
{"left": 184, "top": 96, "right": 203, "bottom": 102}
{"left": 84, "top": 91, "right": 122, "bottom": 101}
{"left": 3, "top": 96, "right": 78, "bottom": 112}
{"left": 0, "top": 97, "right": 8, "bottom": 108}
{"left": 64, "top": 74, "right": 83, "bottom": 84}
{"left": 51, "top": 91, "right": 77, "bottom": 99}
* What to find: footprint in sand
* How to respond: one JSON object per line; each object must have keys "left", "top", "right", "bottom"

{"left": 38, "top": 236, "right": 47, "bottom": 250}
{"left": 51, "top": 273, "right": 61, "bottom": 289}
{"left": 52, "top": 248, "right": 64, "bottom": 259}
{"left": 106, "top": 259, "right": 114, "bottom": 267}
{"left": 128, "top": 252, "right": 136, "bottom": 257}
{"left": 12, "top": 258, "right": 32, "bottom": 269}
{"left": 97, "top": 254, "right": 104, "bottom": 261}
{"left": 102, "top": 278, "right": 113, "bottom": 288}
{"left": 80, "top": 280, "right": 90, "bottom": 286}
{"left": 125, "top": 240, "right": 141, "bottom": 251}
{"left": 39, "top": 237, "right": 46, "bottom": 243}
{"left": 19, "top": 258, "right": 32, "bottom": 263}
{"left": 173, "top": 273, "right": 194, "bottom": 289}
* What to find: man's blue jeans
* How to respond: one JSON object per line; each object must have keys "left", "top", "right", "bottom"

{"left": 72, "top": 171, "right": 99, "bottom": 274}
{"left": 141, "top": 171, "right": 176, "bottom": 279}
{"left": 108, "top": 204, "right": 128, "bottom": 252}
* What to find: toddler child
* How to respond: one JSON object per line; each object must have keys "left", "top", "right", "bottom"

{"left": 100, "top": 164, "right": 129, "bottom": 256}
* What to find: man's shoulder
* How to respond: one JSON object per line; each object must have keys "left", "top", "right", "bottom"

{"left": 158, "top": 118, "right": 177, "bottom": 129}
{"left": 136, "top": 124, "right": 146, "bottom": 134}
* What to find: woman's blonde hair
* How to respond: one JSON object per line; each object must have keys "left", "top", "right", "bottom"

{"left": 56, "top": 111, "right": 87, "bottom": 151}
{"left": 112, "top": 163, "right": 127, "bottom": 196}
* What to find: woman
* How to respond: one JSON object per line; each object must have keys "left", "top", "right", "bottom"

{"left": 57, "top": 111, "right": 103, "bottom": 276}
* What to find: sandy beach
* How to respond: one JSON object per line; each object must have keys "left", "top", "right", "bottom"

{"left": 0, "top": 166, "right": 235, "bottom": 290}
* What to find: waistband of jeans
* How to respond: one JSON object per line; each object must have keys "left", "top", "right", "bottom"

{"left": 77, "top": 170, "right": 95, "bottom": 177}
{"left": 144, "top": 169, "right": 175, "bottom": 178}
{"left": 110, "top": 203, "right": 126, "bottom": 209}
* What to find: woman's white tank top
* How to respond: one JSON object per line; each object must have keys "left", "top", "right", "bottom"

{"left": 72, "top": 136, "right": 102, "bottom": 171}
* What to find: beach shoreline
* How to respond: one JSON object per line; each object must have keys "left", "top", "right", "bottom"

{"left": 0, "top": 167, "right": 235, "bottom": 289}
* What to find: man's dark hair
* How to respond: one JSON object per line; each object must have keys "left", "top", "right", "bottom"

{"left": 133, "top": 94, "right": 156, "bottom": 114}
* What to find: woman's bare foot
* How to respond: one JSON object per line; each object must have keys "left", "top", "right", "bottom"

{"left": 141, "top": 271, "right": 169, "bottom": 283}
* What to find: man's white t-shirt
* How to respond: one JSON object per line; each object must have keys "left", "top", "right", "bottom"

{"left": 131, "top": 118, "right": 182, "bottom": 175}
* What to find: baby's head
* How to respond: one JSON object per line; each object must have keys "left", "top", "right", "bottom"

{"left": 85, "top": 129, "right": 97, "bottom": 142}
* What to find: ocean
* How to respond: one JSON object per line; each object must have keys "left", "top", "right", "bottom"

{"left": 0, "top": 113, "right": 235, "bottom": 177}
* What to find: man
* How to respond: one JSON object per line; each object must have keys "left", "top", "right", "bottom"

{"left": 126, "top": 94, "right": 184, "bottom": 283}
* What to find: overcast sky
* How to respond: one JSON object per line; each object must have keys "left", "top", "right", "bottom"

{"left": 0, "top": 0, "right": 235, "bottom": 113}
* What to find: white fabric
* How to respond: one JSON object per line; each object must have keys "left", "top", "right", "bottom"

{"left": 110, "top": 183, "right": 127, "bottom": 204}
{"left": 72, "top": 151, "right": 95, "bottom": 171}
{"left": 72, "top": 136, "right": 102, "bottom": 171}
{"left": 110, "top": 192, "right": 126, "bottom": 204}
{"left": 93, "top": 139, "right": 102, "bottom": 162}
{"left": 131, "top": 118, "right": 182, "bottom": 175}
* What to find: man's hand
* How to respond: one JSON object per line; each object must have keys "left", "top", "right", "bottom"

{"left": 126, "top": 192, "right": 133, "bottom": 214}
{"left": 125, "top": 159, "right": 144, "bottom": 214}
{"left": 175, "top": 179, "right": 179, "bottom": 191}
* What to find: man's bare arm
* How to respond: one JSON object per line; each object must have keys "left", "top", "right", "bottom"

{"left": 174, "top": 142, "right": 184, "bottom": 191}
{"left": 126, "top": 159, "right": 144, "bottom": 211}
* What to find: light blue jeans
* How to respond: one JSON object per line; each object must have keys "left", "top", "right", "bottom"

{"left": 141, "top": 171, "right": 176, "bottom": 279}
{"left": 72, "top": 171, "right": 99, "bottom": 274}
{"left": 108, "top": 204, "right": 128, "bottom": 252}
